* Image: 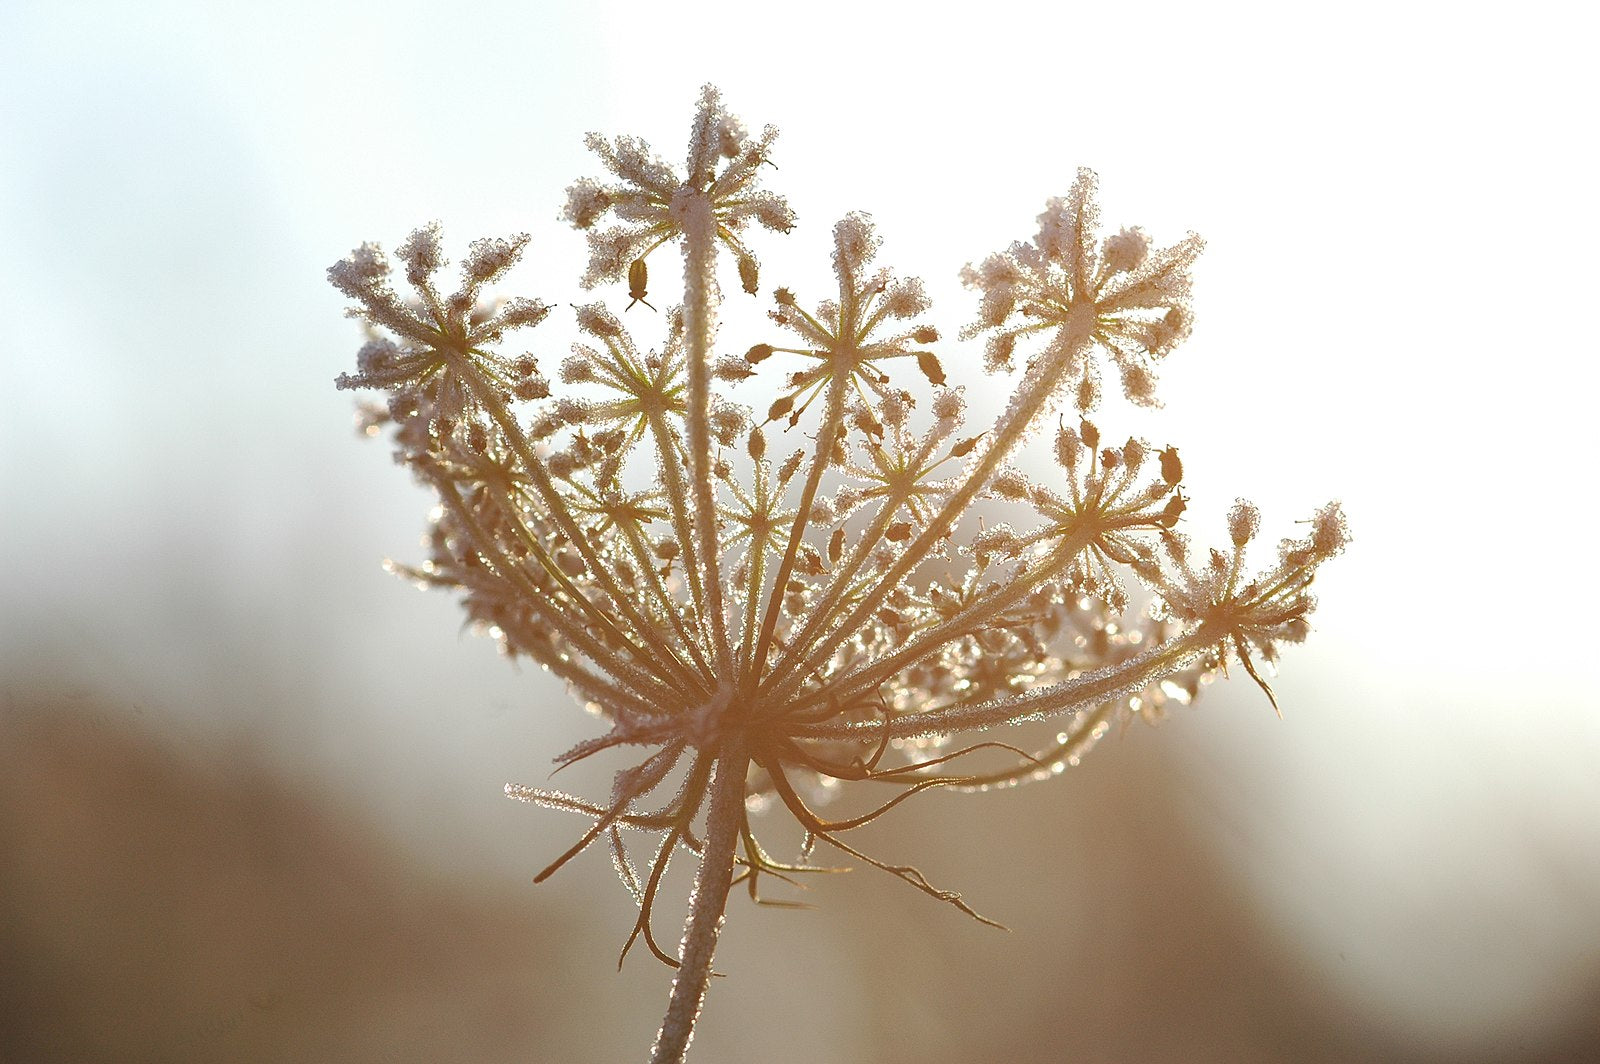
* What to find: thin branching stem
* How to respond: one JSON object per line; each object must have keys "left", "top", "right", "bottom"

{"left": 431, "top": 477, "right": 684, "bottom": 713}
{"left": 615, "top": 516, "right": 712, "bottom": 679}
{"left": 455, "top": 353, "right": 709, "bottom": 697}
{"left": 679, "top": 193, "right": 735, "bottom": 675}
{"left": 644, "top": 408, "right": 714, "bottom": 652}
{"left": 769, "top": 526, "right": 1099, "bottom": 716}
{"left": 762, "top": 310, "right": 1099, "bottom": 697}
{"left": 748, "top": 373, "right": 847, "bottom": 679}
{"left": 795, "top": 619, "right": 1219, "bottom": 743}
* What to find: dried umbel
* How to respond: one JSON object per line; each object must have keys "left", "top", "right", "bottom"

{"left": 332, "top": 86, "right": 1345, "bottom": 1064}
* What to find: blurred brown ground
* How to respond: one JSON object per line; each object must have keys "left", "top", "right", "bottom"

{"left": 4, "top": 689, "right": 1598, "bottom": 1064}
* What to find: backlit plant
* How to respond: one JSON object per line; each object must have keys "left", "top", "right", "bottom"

{"left": 330, "top": 86, "right": 1346, "bottom": 1064}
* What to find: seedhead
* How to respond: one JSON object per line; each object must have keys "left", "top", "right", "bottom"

{"left": 331, "top": 85, "right": 1345, "bottom": 1064}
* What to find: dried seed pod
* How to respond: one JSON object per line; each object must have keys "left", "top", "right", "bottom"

{"left": 950, "top": 434, "right": 984, "bottom": 458}
{"left": 1079, "top": 418, "right": 1100, "bottom": 452}
{"left": 737, "top": 250, "right": 759, "bottom": 295}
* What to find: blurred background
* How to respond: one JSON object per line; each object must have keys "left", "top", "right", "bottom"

{"left": 3, "top": 1, "right": 1597, "bottom": 1061}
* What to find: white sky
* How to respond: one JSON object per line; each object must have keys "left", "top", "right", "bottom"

{"left": 3, "top": 0, "right": 1596, "bottom": 1052}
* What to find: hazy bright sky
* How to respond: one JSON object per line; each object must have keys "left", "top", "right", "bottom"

{"left": 3, "top": 0, "right": 1596, "bottom": 1053}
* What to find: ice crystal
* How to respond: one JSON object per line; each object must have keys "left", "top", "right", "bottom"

{"left": 332, "top": 85, "right": 1346, "bottom": 1064}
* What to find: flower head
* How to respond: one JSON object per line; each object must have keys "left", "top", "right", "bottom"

{"left": 564, "top": 84, "right": 795, "bottom": 291}
{"left": 747, "top": 212, "right": 940, "bottom": 429}
{"left": 960, "top": 167, "right": 1203, "bottom": 410}
{"left": 332, "top": 88, "right": 1345, "bottom": 1064}
{"left": 1136, "top": 499, "right": 1350, "bottom": 714}
{"left": 330, "top": 225, "right": 550, "bottom": 441}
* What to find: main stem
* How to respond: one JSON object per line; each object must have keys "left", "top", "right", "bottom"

{"left": 649, "top": 740, "right": 749, "bottom": 1064}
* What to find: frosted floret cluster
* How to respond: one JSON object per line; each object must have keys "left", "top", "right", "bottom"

{"left": 960, "top": 168, "right": 1202, "bottom": 408}
{"left": 331, "top": 85, "right": 1345, "bottom": 1064}
{"left": 564, "top": 86, "right": 794, "bottom": 292}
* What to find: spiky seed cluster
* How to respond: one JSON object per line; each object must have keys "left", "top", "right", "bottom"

{"left": 564, "top": 84, "right": 795, "bottom": 292}
{"left": 331, "top": 89, "right": 1346, "bottom": 1042}
{"left": 960, "top": 168, "right": 1202, "bottom": 409}
{"left": 332, "top": 227, "right": 552, "bottom": 448}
